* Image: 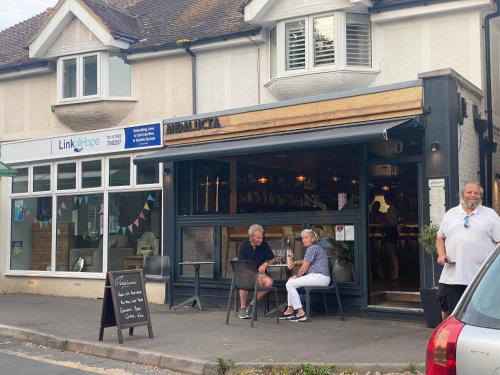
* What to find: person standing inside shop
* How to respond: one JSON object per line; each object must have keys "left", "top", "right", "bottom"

{"left": 383, "top": 193, "right": 400, "bottom": 280}
{"left": 436, "top": 181, "right": 500, "bottom": 318}
{"left": 237, "top": 224, "right": 279, "bottom": 319}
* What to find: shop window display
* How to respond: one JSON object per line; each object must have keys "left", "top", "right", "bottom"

{"left": 108, "top": 191, "right": 161, "bottom": 271}
{"left": 56, "top": 194, "right": 104, "bottom": 272}
{"left": 10, "top": 197, "right": 52, "bottom": 271}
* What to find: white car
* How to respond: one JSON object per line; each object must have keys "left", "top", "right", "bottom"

{"left": 426, "top": 245, "right": 500, "bottom": 374}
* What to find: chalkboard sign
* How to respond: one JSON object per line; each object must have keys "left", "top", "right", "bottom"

{"left": 99, "top": 270, "right": 153, "bottom": 344}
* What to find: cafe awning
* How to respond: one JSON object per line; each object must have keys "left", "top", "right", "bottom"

{"left": 134, "top": 117, "right": 417, "bottom": 164}
{"left": 0, "top": 161, "right": 16, "bottom": 177}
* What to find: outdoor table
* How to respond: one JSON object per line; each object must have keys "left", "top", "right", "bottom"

{"left": 173, "top": 261, "right": 215, "bottom": 311}
{"left": 264, "top": 263, "right": 293, "bottom": 316}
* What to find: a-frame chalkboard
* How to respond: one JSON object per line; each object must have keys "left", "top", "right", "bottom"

{"left": 99, "top": 269, "right": 153, "bottom": 344}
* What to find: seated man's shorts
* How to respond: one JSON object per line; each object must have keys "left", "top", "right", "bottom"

{"left": 437, "top": 283, "right": 467, "bottom": 315}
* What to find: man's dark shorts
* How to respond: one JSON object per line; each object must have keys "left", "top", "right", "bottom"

{"left": 437, "top": 283, "right": 467, "bottom": 315}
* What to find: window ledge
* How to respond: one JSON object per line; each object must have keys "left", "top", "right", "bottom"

{"left": 4, "top": 271, "right": 106, "bottom": 279}
{"left": 51, "top": 98, "right": 138, "bottom": 131}
{"left": 265, "top": 68, "right": 379, "bottom": 100}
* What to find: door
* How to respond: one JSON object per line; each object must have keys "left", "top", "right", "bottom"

{"left": 367, "top": 162, "right": 421, "bottom": 308}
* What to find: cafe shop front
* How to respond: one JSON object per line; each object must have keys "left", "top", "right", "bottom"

{"left": 136, "top": 72, "right": 475, "bottom": 320}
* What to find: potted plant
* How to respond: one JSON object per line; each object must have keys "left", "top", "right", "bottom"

{"left": 418, "top": 224, "right": 442, "bottom": 328}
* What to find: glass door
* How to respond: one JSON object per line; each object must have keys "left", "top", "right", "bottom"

{"left": 367, "top": 162, "right": 421, "bottom": 308}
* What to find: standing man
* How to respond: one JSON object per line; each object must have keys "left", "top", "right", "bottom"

{"left": 237, "top": 224, "right": 279, "bottom": 319}
{"left": 436, "top": 181, "right": 500, "bottom": 318}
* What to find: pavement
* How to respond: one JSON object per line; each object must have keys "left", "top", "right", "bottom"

{"left": 0, "top": 294, "right": 433, "bottom": 374}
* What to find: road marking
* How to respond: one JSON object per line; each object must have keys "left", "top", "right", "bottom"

{"left": 0, "top": 348, "right": 133, "bottom": 375}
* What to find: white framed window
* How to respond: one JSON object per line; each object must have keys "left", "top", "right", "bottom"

{"left": 58, "top": 52, "right": 131, "bottom": 103}
{"left": 273, "top": 12, "right": 371, "bottom": 78}
{"left": 32, "top": 164, "right": 52, "bottom": 194}
{"left": 80, "top": 158, "right": 103, "bottom": 190}
{"left": 6, "top": 152, "right": 163, "bottom": 276}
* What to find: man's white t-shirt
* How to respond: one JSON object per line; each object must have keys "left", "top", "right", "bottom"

{"left": 437, "top": 204, "right": 500, "bottom": 285}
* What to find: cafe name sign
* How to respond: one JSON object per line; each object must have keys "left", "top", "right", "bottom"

{"left": 164, "top": 117, "right": 221, "bottom": 135}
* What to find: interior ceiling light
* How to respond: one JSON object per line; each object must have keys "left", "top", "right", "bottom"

{"left": 331, "top": 176, "right": 341, "bottom": 183}
{"left": 296, "top": 174, "right": 307, "bottom": 183}
{"left": 381, "top": 184, "right": 390, "bottom": 191}
{"left": 257, "top": 176, "right": 268, "bottom": 184}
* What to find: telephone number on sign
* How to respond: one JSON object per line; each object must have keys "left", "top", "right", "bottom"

{"left": 107, "top": 140, "right": 122, "bottom": 146}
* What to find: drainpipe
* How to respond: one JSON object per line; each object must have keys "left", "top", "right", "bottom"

{"left": 484, "top": 0, "right": 500, "bottom": 206}
{"left": 177, "top": 40, "right": 197, "bottom": 114}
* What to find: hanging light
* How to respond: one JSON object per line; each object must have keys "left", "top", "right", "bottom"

{"left": 331, "top": 175, "right": 341, "bottom": 183}
{"left": 351, "top": 179, "right": 358, "bottom": 185}
{"left": 296, "top": 174, "right": 307, "bottom": 183}
{"left": 381, "top": 184, "right": 390, "bottom": 191}
{"left": 257, "top": 176, "right": 269, "bottom": 184}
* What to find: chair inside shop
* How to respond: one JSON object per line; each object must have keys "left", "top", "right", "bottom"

{"left": 225, "top": 259, "right": 279, "bottom": 327}
{"left": 143, "top": 255, "right": 173, "bottom": 309}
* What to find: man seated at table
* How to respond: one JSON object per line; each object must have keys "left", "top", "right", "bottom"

{"left": 237, "top": 224, "right": 280, "bottom": 319}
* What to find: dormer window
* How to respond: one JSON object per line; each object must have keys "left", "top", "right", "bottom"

{"left": 270, "top": 12, "right": 371, "bottom": 79}
{"left": 58, "top": 52, "right": 131, "bottom": 102}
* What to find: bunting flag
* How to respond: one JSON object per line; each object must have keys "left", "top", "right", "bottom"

{"left": 60, "top": 201, "right": 67, "bottom": 210}
{"left": 84, "top": 196, "right": 88, "bottom": 204}
{"left": 98, "top": 204, "right": 104, "bottom": 215}
{"left": 58, "top": 208, "right": 62, "bottom": 216}
{"left": 112, "top": 194, "right": 154, "bottom": 235}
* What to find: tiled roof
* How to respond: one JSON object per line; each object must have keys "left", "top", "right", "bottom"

{"left": 0, "top": 0, "right": 258, "bottom": 72}
{"left": 0, "top": 10, "right": 52, "bottom": 70}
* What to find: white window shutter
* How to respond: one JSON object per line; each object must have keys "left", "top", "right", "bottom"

{"left": 285, "top": 20, "right": 306, "bottom": 70}
{"left": 346, "top": 13, "right": 371, "bottom": 67}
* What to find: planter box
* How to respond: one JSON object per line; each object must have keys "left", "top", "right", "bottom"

{"left": 420, "top": 287, "right": 442, "bottom": 328}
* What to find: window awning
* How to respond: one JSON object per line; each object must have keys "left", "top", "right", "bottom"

{"left": 134, "top": 118, "right": 417, "bottom": 164}
{"left": 0, "top": 161, "right": 16, "bottom": 177}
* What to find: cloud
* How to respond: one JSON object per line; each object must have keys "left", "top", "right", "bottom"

{"left": 0, "top": 0, "right": 58, "bottom": 32}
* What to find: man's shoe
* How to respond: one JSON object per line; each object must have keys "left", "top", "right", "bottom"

{"left": 239, "top": 308, "right": 250, "bottom": 319}
{"left": 289, "top": 313, "right": 307, "bottom": 322}
{"left": 246, "top": 305, "right": 254, "bottom": 315}
{"left": 278, "top": 311, "right": 296, "bottom": 320}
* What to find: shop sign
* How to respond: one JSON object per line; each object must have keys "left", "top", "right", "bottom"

{"left": 52, "top": 123, "right": 162, "bottom": 157}
{"left": 0, "top": 123, "right": 163, "bottom": 164}
{"left": 164, "top": 117, "right": 220, "bottom": 135}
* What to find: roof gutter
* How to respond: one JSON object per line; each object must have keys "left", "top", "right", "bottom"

{"left": 128, "top": 28, "right": 260, "bottom": 55}
{"left": 484, "top": 0, "right": 500, "bottom": 206}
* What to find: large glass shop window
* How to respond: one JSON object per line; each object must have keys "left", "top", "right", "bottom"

{"left": 178, "top": 146, "right": 359, "bottom": 215}
{"left": 10, "top": 197, "right": 53, "bottom": 271}
{"left": 56, "top": 194, "right": 104, "bottom": 272}
{"left": 108, "top": 191, "right": 161, "bottom": 271}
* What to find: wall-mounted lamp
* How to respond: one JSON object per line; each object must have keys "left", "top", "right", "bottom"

{"left": 431, "top": 142, "right": 440, "bottom": 152}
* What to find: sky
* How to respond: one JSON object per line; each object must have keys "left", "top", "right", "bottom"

{"left": 0, "top": 0, "right": 58, "bottom": 32}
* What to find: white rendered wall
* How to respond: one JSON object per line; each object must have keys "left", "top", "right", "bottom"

{"left": 372, "top": 10, "right": 483, "bottom": 89}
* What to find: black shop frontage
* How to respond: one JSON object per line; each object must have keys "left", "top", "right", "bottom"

{"left": 136, "top": 71, "right": 480, "bottom": 320}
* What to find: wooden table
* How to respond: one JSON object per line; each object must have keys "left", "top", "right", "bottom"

{"left": 123, "top": 256, "right": 144, "bottom": 269}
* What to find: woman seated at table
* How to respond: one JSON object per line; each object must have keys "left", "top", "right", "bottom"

{"left": 281, "top": 229, "right": 331, "bottom": 322}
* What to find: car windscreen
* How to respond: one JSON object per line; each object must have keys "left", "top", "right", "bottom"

{"left": 459, "top": 250, "right": 500, "bottom": 330}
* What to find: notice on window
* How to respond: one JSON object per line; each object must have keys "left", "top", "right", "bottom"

{"left": 429, "top": 178, "right": 446, "bottom": 225}
{"left": 344, "top": 225, "right": 355, "bottom": 241}
{"left": 335, "top": 225, "right": 345, "bottom": 241}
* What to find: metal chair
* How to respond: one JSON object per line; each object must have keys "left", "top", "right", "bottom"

{"left": 143, "top": 256, "right": 173, "bottom": 309}
{"left": 225, "top": 259, "right": 279, "bottom": 327}
{"left": 302, "top": 262, "right": 344, "bottom": 320}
